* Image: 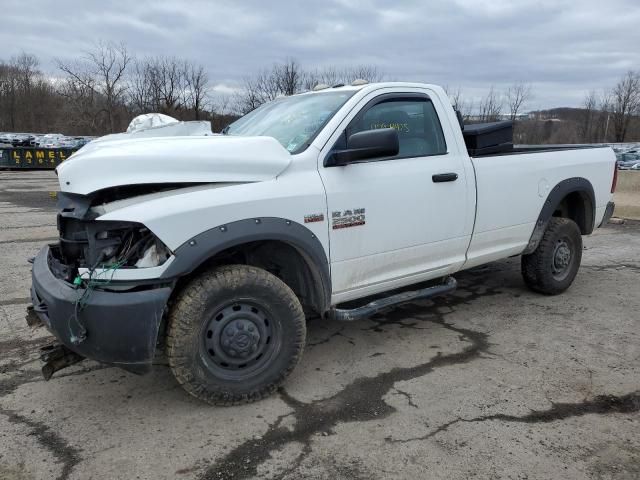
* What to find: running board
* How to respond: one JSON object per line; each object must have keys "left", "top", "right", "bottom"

{"left": 329, "top": 277, "right": 457, "bottom": 322}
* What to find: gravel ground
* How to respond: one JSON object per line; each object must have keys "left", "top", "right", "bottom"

{"left": 0, "top": 170, "right": 638, "bottom": 480}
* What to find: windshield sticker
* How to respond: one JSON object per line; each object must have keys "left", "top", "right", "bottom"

{"left": 332, "top": 208, "right": 365, "bottom": 230}
{"left": 370, "top": 122, "right": 410, "bottom": 132}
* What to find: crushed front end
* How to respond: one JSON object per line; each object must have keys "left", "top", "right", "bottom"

{"left": 29, "top": 190, "right": 175, "bottom": 376}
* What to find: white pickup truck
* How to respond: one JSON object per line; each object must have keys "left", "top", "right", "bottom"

{"left": 29, "top": 81, "right": 617, "bottom": 405}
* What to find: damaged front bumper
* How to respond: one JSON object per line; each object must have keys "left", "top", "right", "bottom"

{"left": 30, "top": 245, "right": 172, "bottom": 375}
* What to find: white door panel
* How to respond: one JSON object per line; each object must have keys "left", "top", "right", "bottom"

{"left": 331, "top": 235, "right": 469, "bottom": 303}
{"left": 325, "top": 155, "right": 469, "bottom": 262}
{"left": 319, "top": 88, "right": 475, "bottom": 297}
{"left": 463, "top": 223, "right": 534, "bottom": 269}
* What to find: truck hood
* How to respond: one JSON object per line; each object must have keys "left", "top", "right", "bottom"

{"left": 56, "top": 135, "right": 292, "bottom": 195}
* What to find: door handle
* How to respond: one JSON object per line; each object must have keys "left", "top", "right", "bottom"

{"left": 432, "top": 173, "right": 458, "bottom": 183}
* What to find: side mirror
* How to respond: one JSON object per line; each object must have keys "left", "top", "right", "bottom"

{"left": 326, "top": 128, "right": 399, "bottom": 166}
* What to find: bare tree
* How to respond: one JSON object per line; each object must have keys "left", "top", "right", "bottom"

{"left": 57, "top": 41, "right": 131, "bottom": 133}
{"left": 274, "top": 59, "right": 303, "bottom": 96}
{"left": 128, "top": 56, "right": 211, "bottom": 120}
{"left": 506, "top": 82, "right": 532, "bottom": 120}
{"left": 183, "top": 62, "right": 209, "bottom": 120}
{"left": 346, "top": 65, "right": 383, "bottom": 83}
{"left": 578, "top": 90, "right": 598, "bottom": 142}
{"left": 443, "top": 85, "right": 472, "bottom": 120}
{"left": 478, "top": 86, "right": 503, "bottom": 122}
{"left": 128, "top": 59, "right": 151, "bottom": 114}
{"left": 304, "top": 65, "right": 383, "bottom": 90}
{"left": 303, "top": 66, "right": 340, "bottom": 90}
{"left": 151, "top": 57, "right": 185, "bottom": 114}
{"left": 236, "top": 60, "right": 384, "bottom": 113}
{"left": 598, "top": 91, "right": 613, "bottom": 143}
{"left": 57, "top": 71, "right": 102, "bottom": 133}
{"left": 12, "top": 53, "right": 39, "bottom": 92}
{"left": 0, "top": 60, "right": 19, "bottom": 129}
{"left": 610, "top": 70, "right": 640, "bottom": 142}
{"left": 236, "top": 67, "right": 281, "bottom": 114}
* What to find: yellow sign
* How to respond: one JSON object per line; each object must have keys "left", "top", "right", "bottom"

{"left": 7, "top": 148, "right": 76, "bottom": 168}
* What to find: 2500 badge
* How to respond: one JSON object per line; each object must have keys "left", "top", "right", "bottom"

{"left": 332, "top": 208, "right": 366, "bottom": 230}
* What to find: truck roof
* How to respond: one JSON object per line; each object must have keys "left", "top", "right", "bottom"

{"left": 295, "top": 81, "right": 443, "bottom": 96}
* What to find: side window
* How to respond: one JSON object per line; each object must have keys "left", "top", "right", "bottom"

{"left": 346, "top": 97, "right": 447, "bottom": 158}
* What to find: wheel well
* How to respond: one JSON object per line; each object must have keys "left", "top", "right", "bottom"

{"left": 552, "top": 190, "right": 594, "bottom": 234}
{"left": 173, "top": 240, "right": 326, "bottom": 317}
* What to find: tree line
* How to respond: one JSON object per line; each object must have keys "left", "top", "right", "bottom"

{"left": 447, "top": 71, "right": 640, "bottom": 144}
{"left": 0, "top": 42, "right": 384, "bottom": 136}
{"left": 0, "top": 42, "right": 232, "bottom": 135}
{"left": 1, "top": 41, "right": 639, "bottom": 144}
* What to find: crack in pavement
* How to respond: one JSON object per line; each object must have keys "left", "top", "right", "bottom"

{"left": 3, "top": 223, "right": 55, "bottom": 229}
{"left": 0, "top": 236, "right": 57, "bottom": 244}
{"left": 199, "top": 271, "right": 638, "bottom": 479}
{"left": 0, "top": 335, "right": 54, "bottom": 357}
{"left": 199, "top": 279, "right": 499, "bottom": 480}
{"left": 385, "top": 391, "right": 640, "bottom": 444}
{"left": 364, "top": 276, "right": 505, "bottom": 333}
{"left": 307, "top": 326, "right": 356, "bottom": 347}
{"left": 392, "top": 387, "right": 419, "bottom": 409}
{"left": 0, "top": 357, "right": 110, "bottom": 399}
{"left": 0, "top": 297, "right": 31, "bottom": 306}
{"left": 0, "top": 362, "right": 109, "bottom": 480}
{"left": 0, "top": 408, "right": 82, "bottom": 480}
{"left": 583, "top": 263, "right": 640, "bottom": 274}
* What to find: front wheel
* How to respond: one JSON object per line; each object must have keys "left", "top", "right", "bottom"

{"left": 166, "top": 265, "right": 306, "bottom": 405}
{"left": 521, "top": 217, "right": 583, "bottom": 295}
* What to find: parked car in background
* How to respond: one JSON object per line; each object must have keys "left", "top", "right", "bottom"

{"left": 10, "top": 134, "right": 35, "bottom": 147}
{"left": 619, "top": 160, "right": 639, "bottom": 170}
{"left": 74, "top": 137, "right": 94, "bottom": 148}
{"left": 0, "top": 132, "right": 12, "bottom": 146}
{"left": 0, "top": 132, "right": 93, "bottom": 155}
{"left": 35, "top": 133, "right": 64, "bottom": 148}
{"left": 58, "top": 138, "right": 79, "bottom": 148}
{"left": 0, "top": 133, "right": 16, "bottom": 144}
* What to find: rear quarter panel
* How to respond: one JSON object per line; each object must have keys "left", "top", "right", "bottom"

{"left": 464, "top": 147, "right": 615, "bottom": 269}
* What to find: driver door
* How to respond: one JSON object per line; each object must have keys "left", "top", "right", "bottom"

{"left": 319, "top": 90, "right": 474, "bottom": 304}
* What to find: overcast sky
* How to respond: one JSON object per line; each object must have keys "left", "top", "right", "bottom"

{"left": 3, "top": 0, "right": 640, "bottom": 110}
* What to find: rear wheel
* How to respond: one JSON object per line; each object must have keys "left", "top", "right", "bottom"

{"left": 167, "top": 264, "right": 306, "bottom": 405}
{"left": 521, "top": 217, "right": 582, "bottom": 295}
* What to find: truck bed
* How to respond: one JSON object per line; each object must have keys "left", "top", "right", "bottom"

{"left": 465, "top": 145, "right": 616, "bottom": 269}
{"left": 462, "top": 120, "right": 611, "bottom": 158}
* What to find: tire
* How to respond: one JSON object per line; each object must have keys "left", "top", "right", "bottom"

{"left": 166, "top": 265, "right": 306, "bottom": 405}
{"left": 521, "top": 217, "right": 583, "bottom": 295}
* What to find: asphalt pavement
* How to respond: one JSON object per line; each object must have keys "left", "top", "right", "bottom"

{"left": 1, "top": 171, "right": 638, "bottom": 480}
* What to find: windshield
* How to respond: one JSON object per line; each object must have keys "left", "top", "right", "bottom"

{"left": 225, "top": 91, "right": 355, "bottom": 153}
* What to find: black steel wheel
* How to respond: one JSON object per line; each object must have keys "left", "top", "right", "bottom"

{"left": 201, "top": 301, "right": 280, "bottom": 380}
{"left": 167, "top": 265, "right": 306, "bottom": 405}
{"left": 521, "top": 217, "right": 582, "bottom": 295}
{"left": 551, "top": 238, "right": 573, "bottom": 281}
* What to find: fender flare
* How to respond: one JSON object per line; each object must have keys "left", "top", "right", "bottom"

{"left": 523, "top": 177, "right": 595, "bottom": 254}
{"left": 160, "top": 217, "right": 331, "bottom": 312}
